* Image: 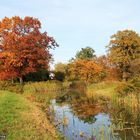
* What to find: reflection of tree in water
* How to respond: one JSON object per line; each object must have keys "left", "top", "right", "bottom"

{"left": 56, "top": 81, "right": 109, "bottom": 124}
{"left": 55, "top": 82, "right": 140, "bottom": 139}
{"left": 70, "top": 98, "right": 107, "bottom": 123}
{"left": 56, "top": 81, "right": 87, "bottom": 103}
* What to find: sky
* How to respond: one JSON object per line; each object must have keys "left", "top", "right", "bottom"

{"left": 0, "top": 0, "right": 140, "bottom": 65}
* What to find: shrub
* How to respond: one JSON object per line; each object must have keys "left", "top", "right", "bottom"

{"left": 0, "top": 81, "right": 23, "bottom": 93}
{"left": 54, "top": 72, "right": 65, "bottom": 81}
{"left": 0, "top": 81, "right": 11, "bottom": 90}
{"left": 131, "top": 79, "right": 140, "bottom": 88}
{"left": 115, "top": 82, "right": 137, "bottom": 97}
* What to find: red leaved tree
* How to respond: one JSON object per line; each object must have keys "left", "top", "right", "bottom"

{"left": 0, "top": 16, "right": 58, "bottom": 84}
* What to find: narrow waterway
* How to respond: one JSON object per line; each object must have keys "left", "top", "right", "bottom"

{"left": 50, "top": 98, "right": 140, "bottom": 140}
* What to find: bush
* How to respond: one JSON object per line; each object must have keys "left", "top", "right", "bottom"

{"left": 54, "top": 72, "right": 65, "bottom": 81}
{"left": 23, "top": 69, "right": 50, "bottom": 82}
{"left": 0, "top": 81, "right": 23, "bottom": 93}
{"left": 131, "top": 79, "right": 140, "bottom": 88}
{"left": 0, "top": 81, "right": 11, "bottom": 90}
{"left": 115, "top": 82, "right": 137, "bottom": 97}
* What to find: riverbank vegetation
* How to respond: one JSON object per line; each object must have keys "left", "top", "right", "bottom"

{"left": 0, "top": 91, "right": 60, "bottom": 140}
{"left": 0, "top": 16, "right": 140, "bottom": 139}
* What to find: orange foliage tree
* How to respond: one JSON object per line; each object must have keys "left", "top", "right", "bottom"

{"left": 107, "top": 30, "right": 140, "bottom": 81}
{"left": 67, "top": 59, "right": 106, "bottom": 82}
{"left": 0, "top": 16, "right": 58, "bottom": 84}
{"left": 96, "top": 55, "right": 121, "bottom": 81}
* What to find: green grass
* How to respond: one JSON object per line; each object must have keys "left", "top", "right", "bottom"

{"left": 87, "top": 81, "right": 119, "bottom": 99}
{"left": 87, "top": 81, "right": 140, "bottom": 117}
{"left": 0, "top": 90, "right": 60, "bottom": 140}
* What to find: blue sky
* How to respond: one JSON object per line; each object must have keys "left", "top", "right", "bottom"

{"left": 0, "top": 0, "right": 140, "bottom": 65}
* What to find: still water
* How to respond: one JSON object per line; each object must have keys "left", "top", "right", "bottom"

{"left": 49, "top": 97, "right": 140, "bottom": 140}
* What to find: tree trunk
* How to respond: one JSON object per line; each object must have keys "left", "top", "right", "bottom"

{"left": 19, "top": 77, "right": 23, "bottom": 85}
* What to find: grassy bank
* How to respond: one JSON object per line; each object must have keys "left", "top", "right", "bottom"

{"left": 0, "top": 91, "right": 60, "bottom": 140}
{"left": 0, "top": 80, "right": 71, "bottom": 109}
{"left": 0, "top": 80, "right": 139, "bottom": 140}
{"left": 23, "top": 81, "right": 71, "bottom": 109}
{"left": 87, "top": 81, "right": 140, "bottom": 116}
{"left": 87, "top": 81, "right": 118, "bottom": 99}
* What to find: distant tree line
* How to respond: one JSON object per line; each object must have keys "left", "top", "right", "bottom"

{"left": 0, "top": 16, "right": 139, "bottom": 83}
{"left": 55, "top": 30, "right": 140, "bottom": 82}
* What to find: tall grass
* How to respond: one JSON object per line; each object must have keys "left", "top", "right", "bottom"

{"left": 87, "top": 81, "right": 140, "bottom": 111}
{"left": 23, "top": 81, "right": 71, "bottom": 109}
{"left": 24, "top": 81, "right": 71, "bottom": 93}
{"left": 87, "top": 81, "right": 140, "bottom": 137}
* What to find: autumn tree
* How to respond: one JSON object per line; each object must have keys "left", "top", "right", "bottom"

{"left": 130, "top": 58, "right": 140, "bottom": 79}
{"left": 0, "top": 16, "right": 58, "bottom": 84}
{"left": 96, "top": 55, "right": 108, "bottom": 69}
{"left": 107, "top": 30, "right": 140, "bottom": 81}
{"left": 96, "top": 55, "right": 121, "bottom": 81}
{"left": 75, "top": 46, "right": 96, "bottom": 60}
{"left": 67, "top": 59, "right": 105, "bottom": 82}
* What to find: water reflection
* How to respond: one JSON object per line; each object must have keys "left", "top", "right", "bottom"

{"left": 50, "top": 90, "right": 140, "bottom": 140}
{"left": 51, "top": 100, "right": 117, "bottom": 140}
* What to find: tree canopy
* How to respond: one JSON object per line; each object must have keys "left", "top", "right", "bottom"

{"left": 107, "top": 30, "right": 140, "bottom": 81}
{"left": 0, "top": 16, "right": 58, "bottom": 83}
{"left": 67, "top": 59, "right": 105, "bottom": 82}
{"left": 75, "top": 46, "right": 96, "bottom": 60}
